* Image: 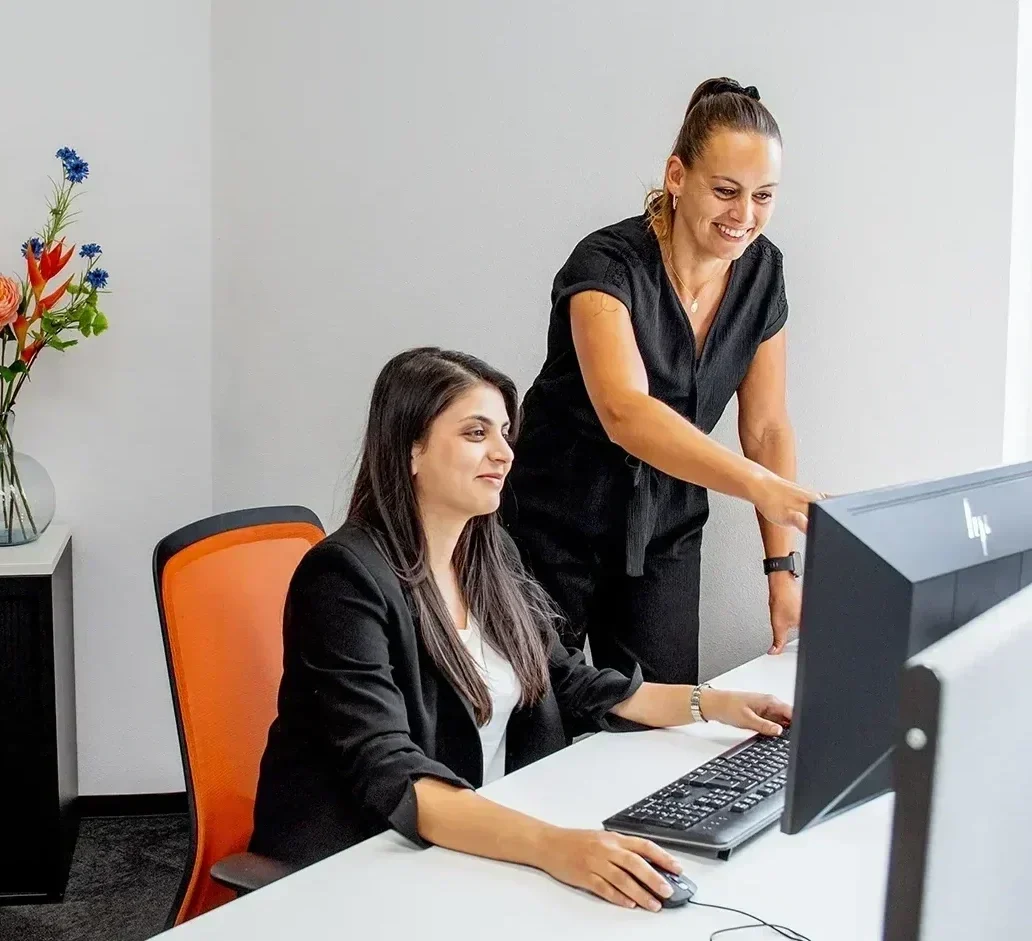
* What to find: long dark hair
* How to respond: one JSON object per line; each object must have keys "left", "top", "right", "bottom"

{"left": 646, "top": 76, "right": 782, "bottom": 244}
{"left": 348, "top": 347, "right": 553, "bottom": 724}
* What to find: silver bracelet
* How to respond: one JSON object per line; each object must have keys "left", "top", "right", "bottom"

{"left": 690, "top": 683, "right": 711, "bottom": 723}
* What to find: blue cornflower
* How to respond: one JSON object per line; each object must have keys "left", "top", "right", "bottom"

{"left": 55, "top": 147, "right": 79, "bottom": 163}
{"left": 84, "top": 269, "right": 108, "bottom": 290}
{"left": 20, "top": 238, "right": 44, "bottom": 260}
{"left": 79, "top": 243, "right": 102, "bottom": 259}
{"left": 65, "top": 157, "right": 89, "bottom": 183}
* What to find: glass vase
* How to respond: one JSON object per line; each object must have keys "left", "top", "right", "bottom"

{"left": 0, "top": 412, "right": 56, "bottom": 546}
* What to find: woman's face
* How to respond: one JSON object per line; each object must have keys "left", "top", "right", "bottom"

{"left": 411, "top": 383, "right": 514, "bottom": 521}
{"left": 668, "top": 129, "right": 782, "bottom": 262}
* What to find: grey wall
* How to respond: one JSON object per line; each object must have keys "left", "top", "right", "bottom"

{"left": 0, "top": 1, "right": 211, "bottom": 792}
{"left": 1005, "top": 0, "right": 1032, "bottom": 464}
{"left": 212, "top": 0, "right": 1022, "bottom": 689}
{"left": 1, "top": 0, "right": 1022, "bottom": 796}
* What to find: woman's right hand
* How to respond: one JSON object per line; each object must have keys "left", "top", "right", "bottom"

{"left": 752, "top": 473, "right": 826, "bottom": 533}
{"left": 535, "top": 827, "right": 683, "bottom": 912}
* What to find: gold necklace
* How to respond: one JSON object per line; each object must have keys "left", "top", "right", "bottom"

{"left": 665, "top": 251, "right": 726, "bottom": 315}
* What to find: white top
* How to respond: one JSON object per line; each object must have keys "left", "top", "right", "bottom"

{"left": 0, "top": 521, "right": 71, "bottom": 575}
{"left": 457, "top": 616, "right": 521, "bottom": 784}
{"left": 155, "top": 641, "right": 898, "bottom": 941}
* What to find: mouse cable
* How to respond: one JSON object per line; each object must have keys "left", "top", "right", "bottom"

{"left": 687, "top": 898, "right": 813, "bottom": 941}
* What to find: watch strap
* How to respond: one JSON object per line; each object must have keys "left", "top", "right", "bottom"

{"left": 763, "top": 550, "right": 801, "bottom": 576}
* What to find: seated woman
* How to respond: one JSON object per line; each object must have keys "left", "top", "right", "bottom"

{"left": 250, "top": 346, "right": 791, "bottom": 912}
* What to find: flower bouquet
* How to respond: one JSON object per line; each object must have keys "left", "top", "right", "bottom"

{"left": 0, "top": 148, "right": 110, "bottom": 545}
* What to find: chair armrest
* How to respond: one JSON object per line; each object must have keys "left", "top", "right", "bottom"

{"left": 210, "top": 852, "right": 296, "bottom": 894}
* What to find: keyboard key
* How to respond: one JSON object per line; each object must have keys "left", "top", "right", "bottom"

{"left": 605, "top": 732, "right": 791, "bottom": 849}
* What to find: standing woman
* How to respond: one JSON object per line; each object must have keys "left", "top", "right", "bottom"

{"left": 503, "top": 77, "right": 823, "bottom": 685}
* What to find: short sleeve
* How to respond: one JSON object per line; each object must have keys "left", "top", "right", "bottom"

{"left": 552, "top": 230, "right": 636, "bottom": 315}
{"left": 760, "top": 248, "right": 789, "bottom": 342}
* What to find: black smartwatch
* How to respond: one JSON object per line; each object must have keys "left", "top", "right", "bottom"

{"left": 763, "top": 550, "right": 802, "bottom": 578}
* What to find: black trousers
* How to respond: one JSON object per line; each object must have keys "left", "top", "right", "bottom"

{"left": 513, "top": 519, "right": 702, "bottom": 686}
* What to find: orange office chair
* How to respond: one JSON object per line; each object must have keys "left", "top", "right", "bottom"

{"left": 152, "top": 506, "right": 325, "bottom": 928}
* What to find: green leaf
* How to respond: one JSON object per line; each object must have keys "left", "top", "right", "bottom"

{"left": 66, "top": 282, "right": 82, "bottom": 296}
{"left": 0, "top": 367, "right": 14, "bottom": 383}
{"left": 91, "top": 313, "right": 108, "bottom": 335}
{"left": 49, "top": 338, "right": 78, "bottom": 352}
{"left": 9, "top": 360, "right": 27, "bottom": 375}
{"left": 79, "top": 321, "right": 92, "bottom": 337}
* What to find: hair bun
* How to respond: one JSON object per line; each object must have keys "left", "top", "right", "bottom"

{"left": 710, "top": 79, "right": 760, "bottom": 100}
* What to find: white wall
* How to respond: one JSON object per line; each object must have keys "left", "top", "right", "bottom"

{"left": 1005, "top": 0, "right": 1032, "bottom": 464}
{"left": 700, "top": 5, "right": 1021, "bottom": 674}
{"left": 0, "top": 1, "right": 211, "bottom": 793}
{"left": 0, "top": 1, "right": 1019, "bottom": 797}
{"left": 212, "top": 0, "right": 1021, "bottom": 682}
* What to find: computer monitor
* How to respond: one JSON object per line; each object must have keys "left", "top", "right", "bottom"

{"left": 781, "top": 460, "right": 1032, "bottom": 834}
{"left": 882, "top": 581, "right": 1032, "bottom": 940}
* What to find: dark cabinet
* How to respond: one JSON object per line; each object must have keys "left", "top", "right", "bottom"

{"left": 0, "top": 526, "right": 78, "bottom": 903}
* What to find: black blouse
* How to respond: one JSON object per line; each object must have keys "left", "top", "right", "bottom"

{"left": 249, "top": 521, "right": 645, "bottom": 868}
{"left": 506, "top": 213, "right": 788, "bottom": 576}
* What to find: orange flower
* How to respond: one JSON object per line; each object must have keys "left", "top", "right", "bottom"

{"left": 20, "top": 338, "right": 42, "bottom": 364}
{"left": 38, "top": 275, "right": 73, "bottom": 312}
{"left": 0, "top": 276, "right": 21, "bottom": 329}
{"left": 39, "top": 239, "right": 75, "bottom": 281}
{"left": 25, "top": 244, "right": 45, "bottom": 300}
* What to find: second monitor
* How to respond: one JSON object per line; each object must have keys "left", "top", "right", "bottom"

{"left": 781, "top": 460, "right": 1032, "bottom": 834}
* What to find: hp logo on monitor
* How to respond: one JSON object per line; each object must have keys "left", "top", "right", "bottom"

{"left": 963, "top": 498, "right": 991, "bottom": 556}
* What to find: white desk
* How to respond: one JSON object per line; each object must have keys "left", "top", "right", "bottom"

{"left": 156, "top": 643, "right": 893, "bottom": 940}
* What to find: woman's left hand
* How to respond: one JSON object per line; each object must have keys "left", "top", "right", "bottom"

{"left": 699, "top": 688, "right": 792, "bottom": 736}
{"left": 767, "top": 574, "right": 802, "bottom": 655}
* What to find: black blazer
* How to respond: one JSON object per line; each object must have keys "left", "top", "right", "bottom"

{"left": 249, "top": 520, "right": 644, "bottom": 867}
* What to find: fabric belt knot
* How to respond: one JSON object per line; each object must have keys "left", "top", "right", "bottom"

{"left": 624, "top": 455, "right": 657, "bottom": 577}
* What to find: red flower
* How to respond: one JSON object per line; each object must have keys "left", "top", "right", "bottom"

{"left": 38, "top": 276, "right": 73, "bottom": 313}
{"left": 25, "top": 243, "right": 45, "bottom": 300}
{"left": 20, "top": 338, "right": 42, "bottom": 363}
{"left": 39, "top": 239, "right": 75, "bottom": 281}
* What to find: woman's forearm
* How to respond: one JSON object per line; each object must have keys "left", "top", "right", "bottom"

{"left": 414, "top": 777, "right": 555, "bottom": 866}
{"left": 608, "top": 683, "right": 789, "bottom": 738}
{"left": 607, "top": 392, "right": 771, "bottom": 502}
{"left": 742, "top": 421, "right": 798, "bottom": 561}
{"left": 608, "top": 681, "right": 699, "bottom": 727}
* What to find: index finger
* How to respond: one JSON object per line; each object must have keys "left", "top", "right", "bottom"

{"left": 621, "top": 836, "right": 681, "bottom": 874}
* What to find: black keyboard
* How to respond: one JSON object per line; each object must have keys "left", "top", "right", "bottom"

{"left": 602, "top": 727, "right": 791, "bottom": 859}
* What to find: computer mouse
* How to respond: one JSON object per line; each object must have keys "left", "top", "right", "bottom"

{"left": 633, "top": 866, "right": 697, "bottom": 908}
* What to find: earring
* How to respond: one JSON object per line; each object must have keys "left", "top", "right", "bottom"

{"left": 672, "top": 194, "right": 678, "bottom": 211}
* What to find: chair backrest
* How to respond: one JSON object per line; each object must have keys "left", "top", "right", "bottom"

{"left": 152, "top": 507, "right": 325, "bottom": 926}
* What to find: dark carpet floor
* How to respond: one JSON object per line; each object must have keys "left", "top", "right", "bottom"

{"left": 0, "top": 814, "right": 189, "bottom": 941}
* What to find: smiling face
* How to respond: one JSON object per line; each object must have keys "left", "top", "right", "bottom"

{"left": 667, "top": 128, "right": 782, "bottom": 262}
{"left": 410, "top": 382, "right": 514, "bottom": 522}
